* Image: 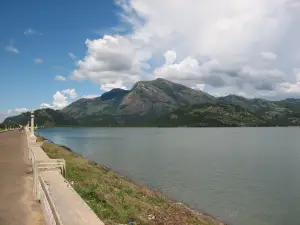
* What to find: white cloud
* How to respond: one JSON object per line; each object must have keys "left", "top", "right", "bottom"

{"left": 118, "top": 0, "right": 296, "bottom": 59}
{"left": 286, "top": 0, "right": 300, "bottom": 9}
{"left": 68, "top": 0, "right": 300, "bottom": 99}
{"left": 153, "top": 50, "right": 286, "bottom": 92}
{"left": 279, "top": 82, "right": 300, "bottom": 94}
{"left": 101, "top": 81, "right": 128, "bottom": 92}
{"left": 83, "top": 94, "right": 100, "bottom": 99}
{"left": 34, "top": 58, "right": 42, "bottom": 63}
{"left": 61, "top": 89, "right": 78, "bottom": 99}
{"left": 24, "top": 28, "right": 42, "bottom": 36}
{"left": 164, "top": 50, "right": 177, "bottom": 65}
{"left": 40, "top": 103, "right": 52, "bottom": 109}
{"left": 68, "top": 52, "right": 76, "bottom": 60}
{"left": 277, "top": 68, "right": 300, "bottom": 96}
{"left": 14, "top": 108, "right": 29, "bottom": 113}
{"left": 40, "top": 89, "right": 78, "bottom": 109}
{"left": 69, "top": 35, "right": 143, "bottom": 91}
{"left": 261, "top": 52, "right": 277, "bottom": 61}
{"left": 0, "top": 113, "right": 7, "bottom": 123}
{"left": 5, "top": 45, "right": 19, "bottom": 54}
{"left": 0, "top": 108, "right": 29, "bottom": 122}
{"left": 192, "top": 84, "right": 206, "bottom": 91}
{"left": 40, "top": 91, "right": 68, "bottom": 109}
{"left": 53, "top": 91, "right": 68, "bottom": 108}
{"left": 153, "top": 55, "right": 200, "bottom": 82}
{"left": 115, "top": 0, "right": 300, "bottom": 98}
{"left": 55, "top": 75, "right": 67, "bottom": 81}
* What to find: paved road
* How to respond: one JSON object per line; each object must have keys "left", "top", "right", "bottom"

{"left": 0, "top": 131, "right": 44, "bottom": 225}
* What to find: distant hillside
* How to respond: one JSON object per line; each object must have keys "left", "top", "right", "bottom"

{"left": 3, "top": 108, "right": 78, "bottom": 127}
{"left": 218, "top": 95, "right": 300, "bottom": 125}
{"left": 4, "top": 78, "right": 300, "bottom": 127}
{"left": 62, "top": 78, "right": 216, "bottom": 124}
{"left": 151, "top": 104, "right": 268, "bottom": 127}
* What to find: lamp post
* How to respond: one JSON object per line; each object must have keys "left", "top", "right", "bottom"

{"left": 31, "top": 111, "right": 34, "bottom": 134}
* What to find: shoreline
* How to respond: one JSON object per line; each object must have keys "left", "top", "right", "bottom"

{"left": 37, "top": 135, "right": 228, "bottom": 225}
{"left": 37, "top": 125, "right": 300, "bottom": 130}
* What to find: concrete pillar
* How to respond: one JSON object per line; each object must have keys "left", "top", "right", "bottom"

{"left": 31, "top": 111, "right": 34, "bottom": 134}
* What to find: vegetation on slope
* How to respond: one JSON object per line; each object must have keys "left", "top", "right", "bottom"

{"left": 151, "top": 104, "right": 268, "bottom": 127}
{"left": 218, "top": 95, "right": 300, "bottom": 125}
{"left": 62, "top": 78, "right": 216, "bottom": 121}
{"left": 3, "top": 108, "right": 78, "bottom": 127}
{"left": 4, "top": 100, "right": 300, "bottom": 127}
{"left": 40, "top": 140, "right": 224, "bottom": 225}
{"left": 4, "top": 78, "right": 300, "bottom": 127}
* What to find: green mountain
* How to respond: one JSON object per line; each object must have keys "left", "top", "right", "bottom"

{"left": 218, "top": 95, "right": 300, "bottom": 125}
{"left": 61, "top": 88, "right": 130, "bottom": 119}
{"left": 3, "top": 108, "right": 78, "bottom": 127}
{"left": 4, "top": 78, "right": 300, "bottom": 127}
{"left": 62, "top": 78, "right": 216, "bottom": 124}
{"left": 218, "top": 95, "right": 286, "bottom": 115}
{"left": 150, "top": 103, "right": 268, "bottom": 127}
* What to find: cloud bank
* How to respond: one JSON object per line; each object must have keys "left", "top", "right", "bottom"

{"left": 69, "top": 0, "right": 300, "bottom": 99}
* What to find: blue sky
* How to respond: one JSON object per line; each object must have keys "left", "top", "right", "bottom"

{"left": 1, "top": 0, "right": 300, "bottom": 121}
{"left": 0, "top": 0, "right": 123, "bottom": 119}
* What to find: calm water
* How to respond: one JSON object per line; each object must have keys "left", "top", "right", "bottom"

{"left": 36, "top": 128, "right": 300, "bottom": 225}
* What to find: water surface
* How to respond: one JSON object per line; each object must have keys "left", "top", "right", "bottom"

{"left": 36, "top": 127, "right": 300, "bottom": 225}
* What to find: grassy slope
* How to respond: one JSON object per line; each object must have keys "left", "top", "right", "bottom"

{"left": 41, "top": 140, "right": 224, "bottom": 225}
{"left": 151, "top": 104, "right": 268, "bottom": 127}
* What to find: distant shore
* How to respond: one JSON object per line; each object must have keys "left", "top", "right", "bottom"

{"left": 37, "top": 135, "right": 227, "bottom": 225}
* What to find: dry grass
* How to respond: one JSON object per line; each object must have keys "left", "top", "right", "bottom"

{"left": 41, "top": 141, "right": 224, "bottom": 225}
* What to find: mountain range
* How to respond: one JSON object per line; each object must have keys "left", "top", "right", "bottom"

{"left": 3, "top": 78, "right": 300, "bottom": 127}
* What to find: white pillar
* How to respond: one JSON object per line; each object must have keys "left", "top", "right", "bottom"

{"left": 31, "top": 111, "right": 34, "bottom": 134}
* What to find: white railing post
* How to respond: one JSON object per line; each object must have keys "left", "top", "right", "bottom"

{"left": 31, "top": 111, "right": 35, "bottom": 135}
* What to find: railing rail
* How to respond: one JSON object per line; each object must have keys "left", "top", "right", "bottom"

{"left": 39, "top": 176, "right": 63, "bottom": 225}
{"left": 27, "top": 127, "right": 65, "bottom": 225}
{"left": 25, "top": 124, "right": 104, "bottom": 225}
{"left": 33, "top": 159, "right": 66, "bottom": 200}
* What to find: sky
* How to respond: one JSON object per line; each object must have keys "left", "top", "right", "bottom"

{"left": 1, "top": 0, "right": 300, "bottom": 121}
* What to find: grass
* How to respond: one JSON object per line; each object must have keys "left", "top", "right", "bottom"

{"left": 40, "top": 139, "right": 224, "bottom": 225}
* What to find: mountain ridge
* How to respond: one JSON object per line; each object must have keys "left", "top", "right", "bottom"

{"left": 3, "top": 78, "right": 300, "bottom": 127}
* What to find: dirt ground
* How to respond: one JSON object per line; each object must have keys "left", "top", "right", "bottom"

{"left": 0, "top": 131, "right": 44, "bottom": 225}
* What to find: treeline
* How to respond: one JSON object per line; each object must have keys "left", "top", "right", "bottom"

{"left": 0, "top": 123, "right": 20, "bottom": 130}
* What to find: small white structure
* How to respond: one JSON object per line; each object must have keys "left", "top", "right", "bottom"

{"left": 31, "top": 111, "right": 35, "bottom": 135}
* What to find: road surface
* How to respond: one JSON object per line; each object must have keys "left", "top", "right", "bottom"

{"left": 0, "top": 131, "right": 44, "bottom": 225}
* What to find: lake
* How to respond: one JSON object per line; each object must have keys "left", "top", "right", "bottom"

{"left": 36, "top": 127, "right": 300, "bottom": 225}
